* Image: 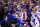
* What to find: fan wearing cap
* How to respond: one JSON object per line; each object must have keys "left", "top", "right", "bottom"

{"left": 3, "top": 7, "right": 8, "bottom": 17}
{"left": 0, "top": 7, "right": 9, "bottom": 27}
{"left": 3, "top": 7, "right": 8, "bottom": 21}
{"left": 17, "top": 5, "right": 21, "bottom": 12}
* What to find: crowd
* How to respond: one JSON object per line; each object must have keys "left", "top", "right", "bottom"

{"left": 0, "top": 0, "right": 40, "bottom": 27}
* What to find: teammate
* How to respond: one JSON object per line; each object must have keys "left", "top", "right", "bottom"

{"left": 30, "top": 7, "right": 40, "bottom": 27}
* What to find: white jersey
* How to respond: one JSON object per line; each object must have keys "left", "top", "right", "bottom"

{"left": 36, "top": 5, "right": 39, "bottom": 9}
{"left": 31, "top": 10, "right": 40, "bottom": 27}
{"left": 20, "top": 12, "right": 27, "bottom": 20}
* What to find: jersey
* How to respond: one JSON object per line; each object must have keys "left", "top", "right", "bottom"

{"left": 20, "top": 12, "right": 27, "bottom": 27}
{"left": 20, "top": 12, "right": 27, "bottom": 20}
{"left": 30, "top": 10, "right": 40, "bottom": 27}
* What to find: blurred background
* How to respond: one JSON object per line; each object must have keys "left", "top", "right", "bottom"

{"left": 0, "top": 0, "right": 40, "bottom": 27}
